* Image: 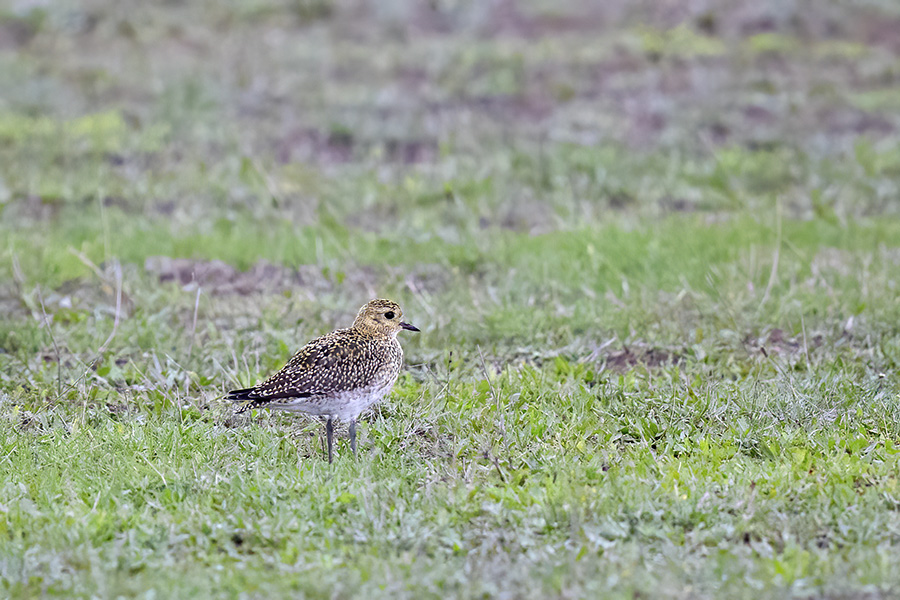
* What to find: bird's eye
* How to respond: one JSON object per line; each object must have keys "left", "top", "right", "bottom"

{"left": 384, "top": 311, "right": 395, "bottom": 320}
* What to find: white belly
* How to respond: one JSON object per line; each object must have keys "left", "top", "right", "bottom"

{"left": 265, "top": 378, "right": 396, "bottom": 422}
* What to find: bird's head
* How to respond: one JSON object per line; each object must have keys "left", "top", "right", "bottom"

{"left": 352, "top": 299, "right": 420, "bottom": 338}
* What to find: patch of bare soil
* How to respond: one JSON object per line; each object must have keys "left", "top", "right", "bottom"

{"left": 0, "top": 17, "right": 38, "bottom": 50}
{"left": 4, "top": 195, "right": 66, "bottom": 221}
{"left": 745, "top": 328, "right": 825, "bottom": 357}
{"left": 144, "top": 256, "right": 450, "bottom": 298}
{"left": 602, "top": 344, "right": 683, "bottom": 372}
{"left": 145, "top": 256, "right": 326, "bottom": 295}
{"left": 275, "top": 127, "right": 438, "bottom": 166}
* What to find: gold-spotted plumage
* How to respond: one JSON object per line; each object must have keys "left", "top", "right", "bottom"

{"left": 225, "top": 299, "right": 420, "bottom": 462}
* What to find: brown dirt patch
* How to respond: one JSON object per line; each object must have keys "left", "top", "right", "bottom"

{"left": 602, "top": 344, "right": 683, "bottom": 372}
{"left": 275, "top": 127, "right": 438, "bottom": 166}
{"left": 746, "top": 328, "right": 825, "bottom": 358}
{"left": 144, "top": 256, "right": 450, "bottom": 298}
{"left": 145, "top": 256, "right": 328, "bottom": 296}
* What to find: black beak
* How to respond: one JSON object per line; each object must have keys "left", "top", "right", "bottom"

{"left": 400, "top": 322, "right": 420, "bottom": 332}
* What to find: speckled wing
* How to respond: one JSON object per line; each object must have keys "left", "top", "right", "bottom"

{"left": 226, "top": 329, "right": 387, "bottom": 411}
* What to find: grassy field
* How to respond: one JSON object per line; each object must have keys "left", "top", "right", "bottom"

{"left": 2, "top": 0, "right": 900, "bottom": 597}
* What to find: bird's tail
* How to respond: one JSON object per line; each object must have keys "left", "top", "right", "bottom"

{"left": 224, "top": 387, "right": 259, "bottom": 413}
{"left": 224, "top": 387, "right": 255, "bottom": 400}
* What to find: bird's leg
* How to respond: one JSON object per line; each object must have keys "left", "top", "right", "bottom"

{"left": 326, "top": 418, "right": 334, "bottom": 464}
{"left": 349, "top": 419, "right": 357, "bottom": 458}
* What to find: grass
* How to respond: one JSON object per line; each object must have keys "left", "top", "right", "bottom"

{"left": 2, "top": 0, "right": 900, "bottom": 598}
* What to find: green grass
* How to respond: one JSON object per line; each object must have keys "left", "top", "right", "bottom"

{"left": 2, "top": 0, "right": 900, "bottom": 598}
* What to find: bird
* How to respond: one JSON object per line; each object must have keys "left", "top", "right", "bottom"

{"left": 225, "top": 299, "right": 420, "bottom": 463}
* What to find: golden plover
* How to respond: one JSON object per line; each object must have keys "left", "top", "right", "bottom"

{"left": 225, "top": 299, "right": 420, "bottom": 462}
